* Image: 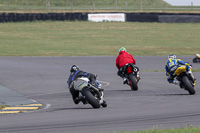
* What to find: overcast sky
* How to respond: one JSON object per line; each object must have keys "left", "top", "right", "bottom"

{"left": 164, "top": 0, "right": 200, "bottom": 6}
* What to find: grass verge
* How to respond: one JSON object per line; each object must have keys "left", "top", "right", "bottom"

{"left": 0, "top": 0, "right": 200, "bottom": 13}
{"left": 142, "top": 69, "right": 200, "bottom": 72}
{"left": 0, "top": 21, "right": 200, "bottom": 56}
{"left": 0, "top": 105, "right": 8, "bottom": 110}
{"left": 114, "top": 127, "right": 200, "bottom": 133}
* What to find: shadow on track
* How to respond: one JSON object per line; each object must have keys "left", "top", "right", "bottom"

{"left": 156, "top": 93, "right": 193, "bottom": 96}
{"left": 46, "top": 107, "right": 95, "bottom": 112}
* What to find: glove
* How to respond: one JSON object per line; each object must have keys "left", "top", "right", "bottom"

{"left": 166, "top": 72, "right": 169, "bottom": 76}
{"left": 94, "top": 74, "right": 97, "bottom": 79}
{"left": 91, "top": 82, "right": 95, "bottom": 86}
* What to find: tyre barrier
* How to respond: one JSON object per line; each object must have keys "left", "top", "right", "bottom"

{"left": 158, "top": 14, "right": 200, "bottom": 23}
{"left": 126, "top": 13, "right": 200, "bottom": 23}
{"left": 126, "top": 13, "right": 159, "bottom": 22}
{"left": 0, "top": 12, "right": 88, "bottom": 22}
{"left": 0, "top": 12, "right": 200, "bottom": 23}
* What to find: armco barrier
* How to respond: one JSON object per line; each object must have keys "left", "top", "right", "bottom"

{"left": 0, "top": 12, "right": 200, "bottom": 23}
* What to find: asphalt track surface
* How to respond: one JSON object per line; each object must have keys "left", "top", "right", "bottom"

{"left": 0, "top": 56, "right": 200, "bottom": 133}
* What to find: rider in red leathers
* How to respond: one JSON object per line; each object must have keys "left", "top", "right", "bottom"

{"left": 116, "top": 47, "right": 137, "bottom": 84}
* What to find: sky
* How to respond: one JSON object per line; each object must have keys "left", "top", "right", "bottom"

{"left": 164, "top": 0, "right": 200, "bottom": 6}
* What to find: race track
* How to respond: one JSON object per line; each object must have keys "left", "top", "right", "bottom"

{"left": 0, "top": 56, "right": 200, "bottom": 133}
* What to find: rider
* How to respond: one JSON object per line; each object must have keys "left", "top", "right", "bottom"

{"left": 67, "top": 65, "right": 97, "bottom": 104}
{"left": 165, "top": 54, "right": 192, "bottom": 84}
{"left": 196, "top": 54, "right": 200, "bottom": 58}
{"left": 116, "top": 47, "right": 136, "bottom": 84}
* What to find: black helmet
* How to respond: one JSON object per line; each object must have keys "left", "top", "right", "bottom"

{"left": 70, "top": 65, "right": 79, "bottom": 72}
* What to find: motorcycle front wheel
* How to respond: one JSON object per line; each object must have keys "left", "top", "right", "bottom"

{"left": 82, "top": 87, "right": 100, "bottom": 108}
{"left": 182, "top": 76, "right": 195, "bottom": 95}
{"left": 128, "top": 73, "right": 138, "bottom": 91}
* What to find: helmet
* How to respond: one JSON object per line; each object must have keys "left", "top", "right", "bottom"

{"left": 119, "top": 47, "right": 126, "bottom": 53}
{"left": 70, "top": 65, "right": 79, "bottom": 72}
{"left": 168, "top": 54, "right": 176, "bottom": 59}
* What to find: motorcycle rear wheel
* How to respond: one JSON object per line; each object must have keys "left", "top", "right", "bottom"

{"left": 193, "top": 57, "right": 200, "bottom": 63}
{"left": 128, "top": 73, "right": 138, "bottom": 91}
{"left": 182, "top": 76, "right": 195, "bottom": 95}
{"left": 82, "top": 87, "right": 100, "bottom": 108}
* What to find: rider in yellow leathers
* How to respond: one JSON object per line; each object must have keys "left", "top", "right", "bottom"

{"left": 165, "top": 54, "right": 192, "bottom": 84}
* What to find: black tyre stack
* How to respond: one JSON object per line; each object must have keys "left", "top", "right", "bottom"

{"left": 0, "top": 12, "right": 88, "bottom": 23}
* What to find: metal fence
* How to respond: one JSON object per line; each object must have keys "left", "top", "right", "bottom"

{"left": 0, "top": 1, "right": 200, "bottom": 12}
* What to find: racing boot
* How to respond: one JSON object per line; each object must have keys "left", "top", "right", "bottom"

{"left": 101, "top": 100, "right": 107, "bottom": 108}
{"left": 123, "top": 78, "right": 128, "bottom": 84}
{"left": 167, "top": 77, "right": 174, "bottom": 83}
{"left": 74, "top": 96, "right": 87, "bottom": 105}
{"left": 73, "top": 97, "right": 81, "bottom": 104}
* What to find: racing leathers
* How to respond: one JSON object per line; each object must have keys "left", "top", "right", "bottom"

{"left": 116, "top": 51, "right": 136, "bottom": 69}
{"left": 165, "top": 58, "right": 191, "bottom": 83}
{"left": 116, "top": 51, "right": 136, "bottom": 80}
{"left": 67, "top": 70, "right": 97, "bottom": 104}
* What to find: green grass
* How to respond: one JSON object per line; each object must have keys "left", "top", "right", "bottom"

{"left": 0, "top": 21, "right": 200, "bottom": 56}
{"left": 0, "top": 0, "right": 199, "bottom": 12}
{"left": 113, "top": 127, "right": 200, "bottom": 133}
{"left": 0, "top": 105, "right": 8, "bottom": 110}
{"left": 0, "top": 0, "right": 169, "bottom": 7}
{"left": 0, "top": 0, "right": 193, "bottom": 13}
{"left": 142, "top": 69, "right": 200, "bottom": 72}
{"left": 0, "top": 0, "right": 169, "bottom": 11}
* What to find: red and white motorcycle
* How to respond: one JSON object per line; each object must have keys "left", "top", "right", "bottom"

{"left": 120, "top": 63, "right": 140, "bottom": 91}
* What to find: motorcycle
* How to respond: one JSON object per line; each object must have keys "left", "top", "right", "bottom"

{"left": 72, "top": 77, "right": 107, "bottom": 108}
{"left": 120, "top": 63, "right": 140, "bottom": 91}
{"left": 171, "top": 64, "right": 196, "bottom": 95}
{"left": 193, "top": 54, "right": 200, "bottom": 63}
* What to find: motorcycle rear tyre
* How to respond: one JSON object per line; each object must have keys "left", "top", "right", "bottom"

{"left": 128, "top": 73, "right": 138, "bottom": 91}
{"left": 82, "top": 87, "right": 101, "bottom": 108}
{"left": 182, "top": 76, "right": 195, "bottom": 95}
{"left": 193, "top": 58, "right": 200, "bottom": 63}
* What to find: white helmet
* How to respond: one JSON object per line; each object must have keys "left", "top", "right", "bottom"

{"left": 168, "top": 54, "right": 176, "bottom": 59}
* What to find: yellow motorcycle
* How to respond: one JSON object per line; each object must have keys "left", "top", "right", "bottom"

{"left": 193, "top": 54, "right": 200, "bottom": 63}
{"left": 174, "top": 65, "right": 196, "bottom": 95}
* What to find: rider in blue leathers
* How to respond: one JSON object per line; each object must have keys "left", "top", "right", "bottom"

{"left": 165, "top": 54, "right": 191, "bottom": 84}
{"left": 67, "top": 65, "right": 98, "bottom": 104}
